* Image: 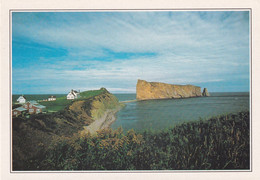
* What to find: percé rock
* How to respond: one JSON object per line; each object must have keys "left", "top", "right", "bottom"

{"left": 136, "top": 79, "right": 202, "bottom": 100}
{"left": 202, "top": 88, "right": 210, "bottom": 97}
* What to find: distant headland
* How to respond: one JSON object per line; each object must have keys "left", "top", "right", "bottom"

{"left": 136, "top": 79, "right": 209, "bottom": 100}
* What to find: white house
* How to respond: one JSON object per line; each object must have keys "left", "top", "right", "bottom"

{"left": 67, "top": 89, "right": 80, "bottom": 100}
{"left": 17, "top": 95, "right": 26, "bottom": 104}
{"left": 48, "top": 96, "right": 56, "bottom": 101}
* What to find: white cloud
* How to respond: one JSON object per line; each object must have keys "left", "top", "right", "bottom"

{"left": 13, "top": 51, "right": 246, "bottom": 92}
{"left": 12, "top": 11, "right": 250, "bottom": 93}
{"left": 13, "top": 12, "right": 248, "bottom": 55}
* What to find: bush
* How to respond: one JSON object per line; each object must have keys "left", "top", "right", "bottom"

{"left": 27, "top": 111, "right": 250, "bottom": 170}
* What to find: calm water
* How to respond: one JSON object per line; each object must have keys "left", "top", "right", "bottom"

{"left": 112, "top": 92, "right": 250, "bottom": 132}
{"left": 12, "top": 92, "right": 250, "bottom": 132}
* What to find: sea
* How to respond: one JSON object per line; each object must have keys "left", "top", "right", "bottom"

{"left": 12, "top": 92, "right": 250, "bottom": 132}
{"left": 112, "top": 92, "right": 250, "bottom": 132}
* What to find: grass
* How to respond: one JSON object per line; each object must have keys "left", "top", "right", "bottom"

{"left": 16, "top": 111, "right": 249, "bottom": 170}
{"left": 40, "top": 89, "right": 107, "bottom": 112}
{"left": 80, "top": 89, "right": 106, "bottom": 99}
{"left": 40, "top": 96, "right": 72, "bottom": 112}
{"left": 12, "top": 94, "right": 66, "bottom": 104}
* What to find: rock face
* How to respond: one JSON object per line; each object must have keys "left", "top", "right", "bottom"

{"left": 136, "top": 79, "right": 202, "bottom": 100}
{"left": 68, "top": 89, "right": 120, "bottom": 123}
{"left": 202, "top": 88, "right": 210, "bottom": 97}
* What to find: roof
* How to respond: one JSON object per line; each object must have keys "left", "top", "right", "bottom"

{"left": 48, "top": 96, "right": 56, "bottom": 98}
{"left": 33, "top": 104, "right": 46, "bottom": 109}
{"left": 70, "top": 89, "right": 80, "bottom": 93}
{"left": 17, "top": 95, "right": 26, "bottom": 100}
{"left": 28, "top": 100, "right": 38, "bottom": 105}
{"left": 68, "top": 90, "right": 78, "bottom": 97}
{"left": 14, "top": 107, "right": 27, "bottom": 111}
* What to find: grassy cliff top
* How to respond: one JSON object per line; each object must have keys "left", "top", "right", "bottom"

{"left": 41, "top": 88, "right": 108, "bottom": 112}
{"left": 79, "top": 88, "right": 107, "bottom": 99}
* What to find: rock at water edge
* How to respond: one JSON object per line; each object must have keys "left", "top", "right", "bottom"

{"left": 202, "top": 88, "right": 210, "bottom": 97}
{"left": 136, "top": 79, "right": 202, "bottom": 100}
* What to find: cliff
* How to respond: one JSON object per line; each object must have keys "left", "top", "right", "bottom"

{"left": 12, "top": 88, "right": 121, "bottom": 170}
{"left": 136, "top": 79, "right": 202, "bottom": 100}
{"left": 77, "top": 90, "right": 123, "bottom": 134}
{"left": 67, "top": 89, "right": 120, "bottom": 126}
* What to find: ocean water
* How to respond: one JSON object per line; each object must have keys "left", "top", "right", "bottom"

{"left": 113, "top": 92, "right": 250, "bottom": 132}
{"left": 12, "top": 92, "right": 250, "bottom": 132}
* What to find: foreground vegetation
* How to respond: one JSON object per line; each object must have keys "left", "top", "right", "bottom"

{"left": 16, "top": 111, "right": 249, "bottom": 170}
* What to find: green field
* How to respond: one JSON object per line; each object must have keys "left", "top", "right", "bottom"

{"left": 40, "top": 96, "right": 71, "bottom": 112}
{"left": 40, "top": 89, "right": 106, "bottom": 112}
{"left": 12, "top": 94, "right": 66, "bottom": 104}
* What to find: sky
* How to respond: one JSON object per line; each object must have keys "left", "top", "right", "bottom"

{"left": 12, "top": 11, "right": 250, "bottom": 94}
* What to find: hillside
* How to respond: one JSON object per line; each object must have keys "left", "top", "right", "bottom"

{"left": 12, "top": 88, "right": 121, "bottom": 170}
{"left": 14, "top": 111, "right": 249, "bottom": 170}
{"left": 40, "top": 88, "right": 107, "bottom": 112}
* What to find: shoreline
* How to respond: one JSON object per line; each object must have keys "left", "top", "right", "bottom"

{"left": 82, "top": 105, "right": 122, "bottom": 134}
{"left": 120, "top": 99, "right": 137, "bottom": 103}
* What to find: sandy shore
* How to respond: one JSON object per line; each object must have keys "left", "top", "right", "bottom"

{"left": 120, "top": 99, "right": 137, "bottom": 103}
{"left": 82, "top": 106, "right": 122, "bottom": 134}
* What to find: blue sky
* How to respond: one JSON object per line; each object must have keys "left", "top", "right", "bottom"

{"left": 12, "top": 11, "right": 250, "bottom": 94}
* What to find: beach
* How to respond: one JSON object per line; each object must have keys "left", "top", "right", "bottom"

{"left": 83, "top": 106, "right": 122, "bottom": 134}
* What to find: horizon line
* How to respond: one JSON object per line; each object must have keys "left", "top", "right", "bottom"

{"left": 12, "top": 91, "right": 250, "bottom": 95}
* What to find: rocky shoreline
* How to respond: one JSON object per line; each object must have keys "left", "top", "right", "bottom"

{"left": 82, "top": 106, "right": 122, "bottom": 134}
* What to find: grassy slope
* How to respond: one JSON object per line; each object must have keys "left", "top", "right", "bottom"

{"left": 22, "top": 111, "right": 249, "bottom": 170}
{"left": 40, "top": 89, "right": 106, "bottom": 112}
{"left": 12, "top": 89, "right": 121, "bottom": 170}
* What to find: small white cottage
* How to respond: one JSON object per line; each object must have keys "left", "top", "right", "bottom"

{"left": 67, "top": 90, "right": 80, "bottom": 100}
{"left": 17, "top": 95, "right": 26, "bottom": 104}
{"left": 48, "top": 96, "right": 56, "bottom": 101}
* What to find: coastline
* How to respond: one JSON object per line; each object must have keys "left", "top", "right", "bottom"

{"left": 82, "top": 105, "right": 123, "bottom": 134}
